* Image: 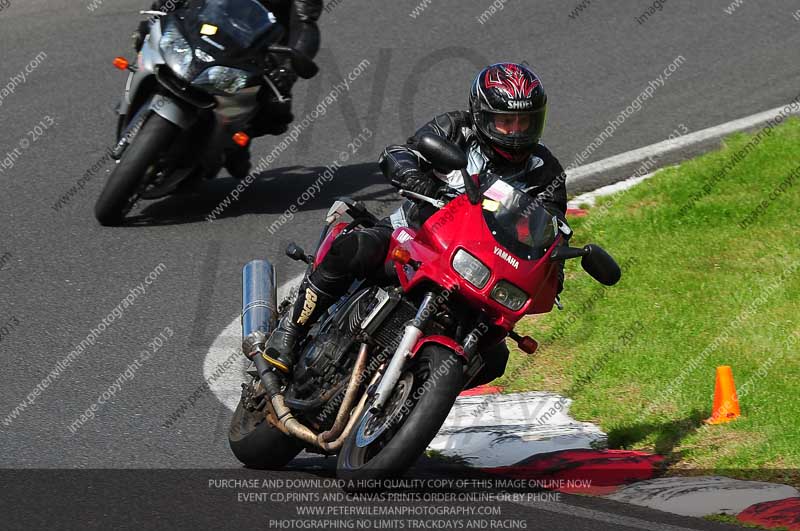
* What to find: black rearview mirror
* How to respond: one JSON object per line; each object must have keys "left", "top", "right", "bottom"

{"left": 417, "top": 134, "right": 468, "bottom": 172}
{"left": 581, "top": 244, "right": 621, "bottom": 286}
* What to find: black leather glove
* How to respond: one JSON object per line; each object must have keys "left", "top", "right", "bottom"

{"left": 393, "top": 169, "right": 438, "bottom": 197}
{"left": 266, "top": 66, "right": 298, "bottom": 98}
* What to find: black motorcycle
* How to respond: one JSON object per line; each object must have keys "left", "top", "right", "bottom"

{"left": 94, "top": 0, "right": 317, "bottom": 225}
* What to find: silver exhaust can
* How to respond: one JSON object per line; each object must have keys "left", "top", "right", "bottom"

{"left": 241, "top": 260, "right": 277, "bottom": 357}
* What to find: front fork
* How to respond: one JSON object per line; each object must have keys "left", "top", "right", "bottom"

{"left": 369, "top": 292, "right": 437, "bottom": 413}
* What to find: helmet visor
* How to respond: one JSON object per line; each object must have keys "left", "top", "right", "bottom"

{"left": 478, "top": 109, "right": 546, "bottom": 150}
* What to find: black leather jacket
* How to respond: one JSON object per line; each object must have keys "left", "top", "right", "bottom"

{"left": 264, "top": 0, "right": 322, "bottom": 24}
{"left": 263, "top": 0, "right": 322, "bottom": 58}
{"left": 379, "top": 111, "right": 568, "bottom": 223}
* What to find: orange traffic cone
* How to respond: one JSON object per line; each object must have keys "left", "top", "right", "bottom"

{"left": 705, "top": 365, "right": 741, "bottom": 424}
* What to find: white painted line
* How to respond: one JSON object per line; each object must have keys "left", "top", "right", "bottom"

{"left": 568, "top": 171, "right": 657, "bottom": 209}
{"left": 606, "top": 476, "right": 800, "bottom": 517}
{"left": 566, "top": 103, "right": 800, "bottom": 188}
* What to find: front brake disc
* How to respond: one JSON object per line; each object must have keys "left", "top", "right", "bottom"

{"left": 354, "top": 371, "right": 414, "bottom": 448}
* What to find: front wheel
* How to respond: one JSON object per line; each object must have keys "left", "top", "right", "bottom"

{"left": 336, "top": 345, "right": 464, "bottom": 481}
{"left": 94, "top": 113, "right": 179, "bottom": 226}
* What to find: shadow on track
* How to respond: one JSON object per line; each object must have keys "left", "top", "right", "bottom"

{"left": 124, "top": 162, "right": 397, "bottom": 226}
{"left": 606, "top": 409, "right": 706, "bottom": 459}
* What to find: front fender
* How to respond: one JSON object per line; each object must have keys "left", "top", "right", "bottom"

{"left": 410, "top": 335, "right": 465, "bottom": 358}
{"left": 149, "top": 93, "right": 197, "bottom": 130}
{"left": 119, "top": 77, "right": 198, "bottom": 132}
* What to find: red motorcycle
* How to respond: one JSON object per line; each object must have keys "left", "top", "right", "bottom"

{"left": 229, "top": 135, "right": 621, "bottom": 480}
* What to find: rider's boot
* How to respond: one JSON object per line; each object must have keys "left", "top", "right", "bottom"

{"left": 224, "top": 146, "right": 252, "bottom": 180}
{"left": 251, "top": 95, "right": 293, "bottom": 136}
{"left": 262, "top": 278, "right": 336, "bottom": 373}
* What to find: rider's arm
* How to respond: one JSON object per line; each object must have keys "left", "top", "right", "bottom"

{"left": 261, "top": 0, "right": 321, "bottom": 85}
{"left": 525, "top": 144, "right": 569, "bottom": 294}
{"left": 378, "top": 111, "right": 470, "bottom": 194}
{"left": 294, "top": 0, "right": 323, "bottom": 21}
{"left": 288, "top": 0, "right": 323, "bottom": 59}
{"left": 525, "top": 143, "right": 568, "bottom": 216}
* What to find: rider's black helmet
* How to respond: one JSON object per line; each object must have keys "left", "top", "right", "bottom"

{"left": 469, "top": 63, "right": 548, "bottom": 163}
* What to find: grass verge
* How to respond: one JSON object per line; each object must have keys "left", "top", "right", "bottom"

{"left": 704, "top": 514, "right": 788, "bottom": 530}
{"left": 499, "top": 118, "right": 800, "bottom": 485}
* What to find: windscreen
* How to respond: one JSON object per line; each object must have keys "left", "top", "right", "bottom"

{"left": 194, "top": 0, "right": 276, "bottom": 48}
{"left": 480, "top": 177, "right": 558, "bottom": 261}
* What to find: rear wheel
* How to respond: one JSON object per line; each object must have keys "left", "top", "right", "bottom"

{"left": 228, "top": 391, "right": 303, "bottom": 469}
{"left": 94, "top": 113, "right": 178, "bottom": 226}
{"left": 336, "top": 345, "right": 464, "bottom": 481}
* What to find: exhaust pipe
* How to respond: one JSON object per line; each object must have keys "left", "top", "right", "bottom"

{"left": 241, "top": 260, "right": 277, "bottom": 357}
{"left": 241, "top": 261, "right": 372, "bottom": 452}
{"left": 320, "top": 343, "right": 369, "bottom": 442}
{"left": 264, "top": 344, "right": 374, "bottom": 452}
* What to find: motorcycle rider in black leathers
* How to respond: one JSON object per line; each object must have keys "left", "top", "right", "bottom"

{"left": 133, "top": 0, "right": 323, "bottom": 177}
{"left": 263, "top": 62, "right": 569, "bottom": 386}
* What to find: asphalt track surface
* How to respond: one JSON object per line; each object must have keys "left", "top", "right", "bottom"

{"left": 1, "top": 0, "right": 798, "bottom": 528}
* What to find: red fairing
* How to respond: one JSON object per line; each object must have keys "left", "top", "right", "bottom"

{"left": 387, "top": 194, "right": 561, "bottom": 333}
{"left": 313, "top": 222, "right": 348, "bottom": 269}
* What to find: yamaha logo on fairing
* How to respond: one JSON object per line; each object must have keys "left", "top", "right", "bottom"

{"left": 508, "top": 100, "right": 533, "bottom": 110}
{"left": 494, "top": 247, "right": 519, "bottom": 269}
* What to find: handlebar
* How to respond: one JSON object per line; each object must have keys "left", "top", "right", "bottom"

{"left": 265, "top": 45, "right": 319, "bottom": 79}
{"left": 398, "top": 190, "right": 445, "bottom": 209}
{"left": 398, "top": 167, "right": 482, "bottom": 209}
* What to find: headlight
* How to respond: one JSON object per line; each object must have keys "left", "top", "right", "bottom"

{"left": 159, "top": 22, "right": 193, "bottom": 80}
{"left": 191, "top": 66, "right": 251, "bottom": 95}
{"left": 194, "top": 48, "right": 215, "bottom": 63}
{"left": 490, "top": 281, "right": 528, "bottom": 311}
{"left": 452, "top": 249, "right": 490, "bottom": 289}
